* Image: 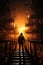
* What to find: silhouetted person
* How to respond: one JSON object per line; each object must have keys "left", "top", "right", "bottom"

{"left": 18, "top": 33, "right": 25, "bottom": 65}
{"left": 18, "top": 33, "right": 25, "bottom": 51}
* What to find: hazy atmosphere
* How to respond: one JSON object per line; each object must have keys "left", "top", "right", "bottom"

{"left": 0, "top": 0, "right": 43, "bottom": 65}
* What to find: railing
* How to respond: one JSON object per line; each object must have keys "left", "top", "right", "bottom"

{"left": 24, "top": 40, "right": 43, "bottom": 65}
{"left": 0, "top": 40, "right": 16, "bottom": 65}
{"left": 0, "top": 40, "right": 43, "bottom": 65}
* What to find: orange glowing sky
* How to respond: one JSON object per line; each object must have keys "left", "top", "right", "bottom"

{"left": 15, "top": 12, "right": 27, "bottom": 35}
{"left": 13, "top": 1, "right": 27, "bottom": 28}
{"left": 10, "top": 0, "right": 30, "bottom": 36}
{"left": 15, "top": 7, "right": 27, "bottom": 28}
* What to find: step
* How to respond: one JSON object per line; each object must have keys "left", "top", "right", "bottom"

{"left": 10, "top": 56, "right": 24, "bottom": 58}
{"left": 10, "top": 59, "right": 24, "bottom": 62}
{"left": 25, "top": 59, "right": 32, "bottom": 62}
{"left": 9, "top": 61, "right": 32, "bottom": 65}
{"left": 7, "top": 50, "right": 33, "bottom": 65}
{"left": 9, "top": 62, "right": 19, "bottom": 65}
{"left": 26, "top": 63, "right": 32, "bottom": 65}
{"left": 13, "top": 52, "right": 29, "bottom": 55}
{"left": 11, "top": 54, "right": 30, "bottom": 56}
{"left": 10, "top": 55, "right": 31, "bottom": 59}
{"left": 21, "top": 57, "right": 31, "bottom": 59}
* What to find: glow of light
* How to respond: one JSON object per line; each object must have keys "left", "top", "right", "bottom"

{"left": 10, "top": 22, "right": 14, "bottom": 26}
{"left": 17, "top": 26, "right": 28, "bottom": 36}
{"left": 14, "top": 23, "right": 16, "bottom": 27}
{"left": 9, "top": 34, "right": 14, "bottom": 39}
{"left": 10, "top": 22, "right": 16, "bottom": 28}
{"left": 27, "top": 15, "right": 30, "bottom": 18}
{"left": 18, "top": 28, "right": 25, "bottom": 34}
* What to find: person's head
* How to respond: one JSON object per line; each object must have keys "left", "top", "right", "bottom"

{"left": 20, "top": 33, "right": 23, "bottom": 36}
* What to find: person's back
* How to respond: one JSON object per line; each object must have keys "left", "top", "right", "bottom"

{"left": 18, "top": 33, "right": 25, "bottom": 44}
{"left": 18, "top": 33, "right": 25, "bottom": 60}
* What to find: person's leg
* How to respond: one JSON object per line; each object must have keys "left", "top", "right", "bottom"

{"left": 19, "top": 44, "right": 21, "bottom": 51}
{"left": 19, "top": 44, "right": 21, "bottom": 65}
{"left": 22, "top": 43, "right": 23, "bottom": 51}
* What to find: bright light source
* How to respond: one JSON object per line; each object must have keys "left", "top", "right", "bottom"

{"left": 17, "top": 26, "right": 28, "bottom": 35}
{"left": 18, "top": 28, "right": 25, "bottom": 33}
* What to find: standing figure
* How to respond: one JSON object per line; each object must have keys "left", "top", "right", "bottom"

{"left": 18, "top": 33, "right": 25, "bottom": 65}
{"left": 18, "top": 33, "right": 25, "bottom": 51}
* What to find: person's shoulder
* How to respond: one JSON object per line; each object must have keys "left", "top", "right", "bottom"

{"left": 22, "top": 36, "right": 25, "bottom": 38}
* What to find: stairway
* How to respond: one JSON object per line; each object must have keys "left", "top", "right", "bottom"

{"left": 6, "top": 49, "right": 33, "bottom": 65}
